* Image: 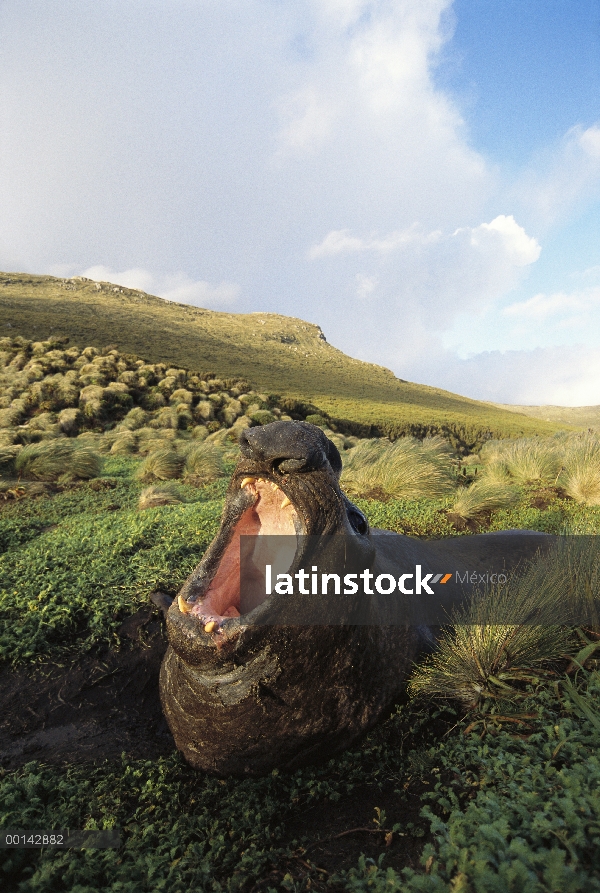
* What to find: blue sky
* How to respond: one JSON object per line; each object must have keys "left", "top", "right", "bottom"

{"left": 440, "top": 1, "right": 600, "bottom": 164}
{"left": 1, "top": 0, "right": 600, "bottom": 405}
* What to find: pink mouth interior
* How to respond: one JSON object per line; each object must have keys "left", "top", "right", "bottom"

{"left": 190, "top": 480, "right": 298, "bottom": 625}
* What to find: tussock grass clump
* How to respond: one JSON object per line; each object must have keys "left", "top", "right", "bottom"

{"left": 136, "top": 447, "right": 185, "bottom": 481}
{"left": 119, "top": 407, "right": 148, "bottom": 430}
{"left": 227, "top": 416, "right": 252, "bottom": 442}
{"left": 0, "top": 445, "right": 21, "bottom": 475}
{"left": 58, "top": 407, "right": 82, "bottom": 435}
{"left": 75, "top": 432, "right": 106, "bottom": 453}
{"left": 15, "top": 440, "right": 102, "bottom": 481}
{"left": 109, "top": 432, "right": 138, "bottom": 455}
{"left": 560, "top": 432, "right": 600, "bottom": 505}
{"left": 0, "top": 406, "right": 22, "bottom": 428}
{"left": 169, "top": 387, "right": 193, "bottom": 405}
{"left": 479, "top": 432, "right": 600, "bottom": 506}
{"left": 249, "top": 409, "right": 276, "bottom": 426}
{"left": 183, "top": 443, "right": 226, "bottom": 485}
{"left": 562, "top": 464, "right": 600, "bottom": 506}
{"left": 305, "top": 413, "right": 328, "bottom": 428}
{"left": 325, "top": 431, "right": 358, "bottom": 452}
{"left": 505, "top": 440, "right": 561, "bottom": 486}
{"left": 138, "top": 483, "right": 186, "bottom": 509}
{"left": 408, "top": 539, "right": 600, "bottom": 708}
{"left": 191, "top": 425, "right": 209, "bottom": 441}
{"left": 479, "top": 458, "right": 511, "bottom": 485}
{"left": 136, "top": 430, "right": 172, "bottom": 455}
{"left": 0, "top": 431, "right": 17, "bottom": 449}
{"left": 154, "top": 406, "right": 179, "bottom": 429}
{"left": 194, "top": 400, "right": 213, "bottom": 422}
{"left": 449, "top": 479, "right": 520, "bottom": 522}
{"left": 27, "top": 411, "right": 59, "bottom": 434}
{"left": 221, "top": 402, "right": 242, "bottom": 427}
{"left": 174, "top": 406, "right": 194, "bottom": 429}
{"left": 341, "top": 436, "right": 454, "bottom": 500}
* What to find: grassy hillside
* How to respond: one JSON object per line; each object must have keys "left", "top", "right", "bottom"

{"left": 492, "top": 401, "right": 600, "bottom": 428}
{"left": 0, "top": 271, "right": 567, "bottom": 448}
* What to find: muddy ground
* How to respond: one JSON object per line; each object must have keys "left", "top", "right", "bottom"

{"left": 0, "top": 605, "right": 172, "bottom": 768}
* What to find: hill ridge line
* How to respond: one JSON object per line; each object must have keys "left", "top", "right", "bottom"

{"left": 0, "top": 270, "right": 577, "bottom": 446}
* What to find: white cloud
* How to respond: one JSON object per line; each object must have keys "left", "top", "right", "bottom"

{"left": 574, "top": 265, "right": 600, "bottom": 283}
{"left": 310, "top": 215, "right": 540, "bottom": 338}
{"left": 311, "top": 215, "right": 538, "bottom": 265}
{"left": 277, "top": 86, "right": 337, "bottom": 152}
{"left": 355, "top": 272, "right": 378, "bottom": 298}
{"left": 308, "top": 223, "right": 433, "bottom": 258}
{"left": 504, "top": 286, "right": 600, "bottom": 326}
{"left": 159, "top": 274, "right": 240, "bottom": 307}
{"left": 579, "top": 125, "right": 600, "bottom": 159}
{"left": 81, "top": 266, "right": 156, "bottom": 293}
{"left": 281, "top": 0, "right": 449, "bottom": 150}
{"left": 515, "top": 123, "right": 600, "bottom": 227}
{"left": 273, "top": 0, "right": 489, "bottom": 231}
{"left": 79, "top": 266, "right": 240, "bottom": 308}
{"left": 400, "top": 341, "right": 600, "bottom": 406}
{"left": 504, "top": 291, "right": 584, "bottom": 320}
{"left": 308, "top": 229, "right": 369, "bottom": 259}
{"left": 469, "top": 215, "right": 540, "bottom": 266}
{"left": 317, "top": 0, "right": 368, "bottom": 30}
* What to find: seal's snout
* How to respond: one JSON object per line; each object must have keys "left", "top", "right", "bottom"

{"left": 239, "top": 420, "right": 342, "bottom": 477}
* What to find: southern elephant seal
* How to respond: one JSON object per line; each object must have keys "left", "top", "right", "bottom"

{"left": 158, "top": 421, "right": 552, "bottom": 776}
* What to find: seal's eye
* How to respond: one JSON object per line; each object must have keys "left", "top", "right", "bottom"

{"left": 347, "top": 506, "right": 369, "bottom": 535}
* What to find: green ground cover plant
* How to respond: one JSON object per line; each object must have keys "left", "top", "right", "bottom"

{"left": 0, "top": 495, "right": 222, "bottom": 663}
{"left": 343, "top": 673, "right": 600, "bottom": 893}
{"left": 3, "top": 699, "right": 445, "bottom": 892}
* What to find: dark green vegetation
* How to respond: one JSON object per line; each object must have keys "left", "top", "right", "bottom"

{"left": 1, "top": 332, "right": 600, "bottom": 890}
{"left": 0, "top": 467, "right": 223, "bottom": 664}
{"left": 0, "top": 271, "right": 571, "bottom": 450}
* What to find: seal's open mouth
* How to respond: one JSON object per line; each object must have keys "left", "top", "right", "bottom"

{"left": 178, "top": 476, "right": 300, "bottom": 633}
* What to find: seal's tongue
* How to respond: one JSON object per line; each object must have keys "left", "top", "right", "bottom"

{"left": 189, "top": 478, "right": 298, "bottom": 626}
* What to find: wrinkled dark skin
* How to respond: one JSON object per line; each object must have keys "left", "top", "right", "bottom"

{"left": 158, "top": 422, "right": 553, "bottom": 776}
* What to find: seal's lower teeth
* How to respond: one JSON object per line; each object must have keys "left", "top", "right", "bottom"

{"left": 178, "top": 595, "right": 190, "bottom": 614}
{"left": 204, "top": 621, "right": 218, "bottom": 633}
{"left": 281, "top": 496, "right": 291, "bottom": 508}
